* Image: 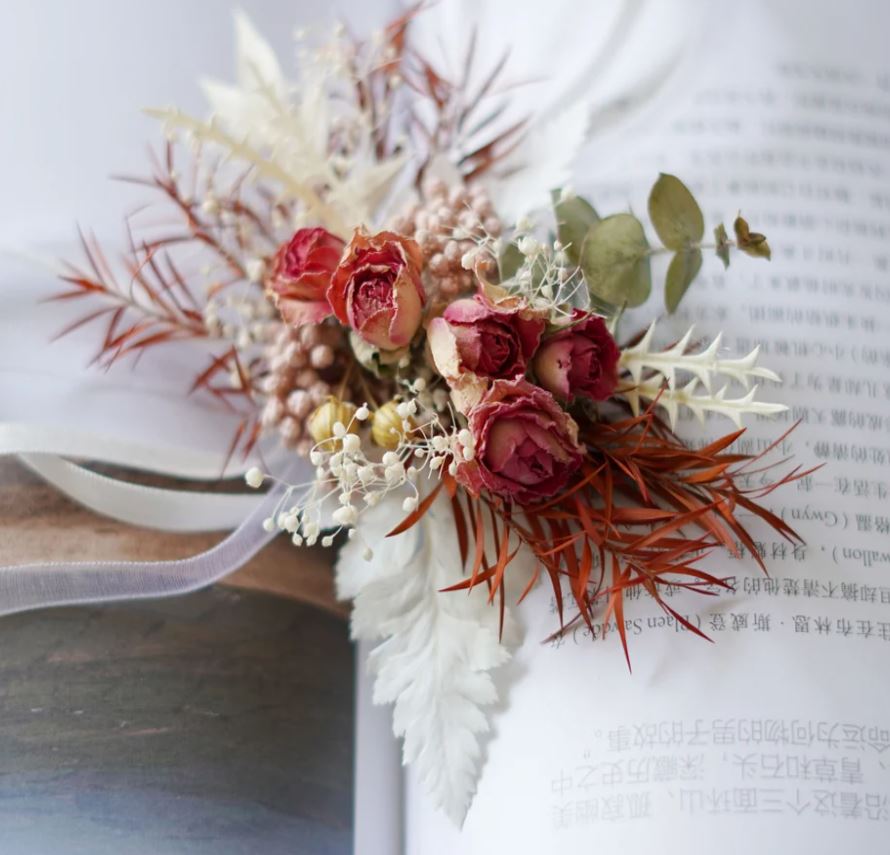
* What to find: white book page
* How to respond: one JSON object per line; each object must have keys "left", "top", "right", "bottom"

{"left": 400, "top": 1, "right": 890, "bottom": 853}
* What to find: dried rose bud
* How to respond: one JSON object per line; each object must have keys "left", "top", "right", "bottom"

{"left": 455, "top": 378, "right": 583, "bottom": 504}
{"left": 327, "top": 230, "right": 426, "bottom": 351}
{"left": 533, "top": 310, "right": 620, "bottom": 403}
{"left": 267, "top": 227, "right": 345, "bottom": 326}
{"left": 427, "top": 294, "right": 546, "bottom": 413}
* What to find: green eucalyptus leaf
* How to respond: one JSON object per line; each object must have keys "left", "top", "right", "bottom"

{"left": 714, "top": 222, "right": 731, "bottom": 269}
{"left": 579, "top": 213, "right": 651, "bottom": 307}
{"left": 647, "top": 173, "right": 704, "bottom": 250}
{"left": 498, "top": 242, "right": 524, "bottom": 281}
{"left": 552, "top": 190, "right": 600, "bottom": 264}
{"left": 664, "top": 248, "right": 703, "bottom": 314}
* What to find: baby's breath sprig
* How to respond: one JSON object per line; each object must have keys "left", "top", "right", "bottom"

{"left": 244, "top": 383, "right": 474, "bottom": 561}
{"left": 461, "top": 223, "right": 591, "bottom": 324}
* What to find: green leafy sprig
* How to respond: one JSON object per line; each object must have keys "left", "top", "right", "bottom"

{"left": 553, "top": 173, "right": 771, "bottom": 314}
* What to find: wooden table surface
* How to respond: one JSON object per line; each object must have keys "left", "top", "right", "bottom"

{"left": 0, "top": 459, "right": 355, "bottom": 855}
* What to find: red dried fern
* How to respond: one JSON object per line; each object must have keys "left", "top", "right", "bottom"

{"left": 347, "top": 7, "right": 529, "bottom": 186}
{"left": 51, "top": 228, "right": 208, "bottom": 369}
{"left": 390, "top": 408, "right": 818, "bottom": 667}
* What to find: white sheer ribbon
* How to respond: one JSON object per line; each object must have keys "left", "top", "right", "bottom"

{"left": 0, "top": 422, "right": 261, "bottom": 480}
{"left": 19, "top": 455, "right": 262, "bottom": 532}
{"left": 0, "top": 451, "right": 297, "bottom": 617}
{"left": 0, "top": 421, "right": 312, "bottom": 615}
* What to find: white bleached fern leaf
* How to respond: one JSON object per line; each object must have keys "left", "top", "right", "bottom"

{"left": 152, "top": 12, "right": 407, "bottom": 236}
{"left": 200, "top": 10, "right": 288, "bottom": 148}
{"left": 619, "top": 378, "right": 788, "bottom": 429}
{"left": 336, "top": 489, "right": 522, "bottom": 825}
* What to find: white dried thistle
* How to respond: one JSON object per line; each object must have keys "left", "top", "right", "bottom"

{"left": 617, "top": 321, "right": 787, "bottom": 428}
{"left": 620, "top": 321, "right": 781, "bottom": 391}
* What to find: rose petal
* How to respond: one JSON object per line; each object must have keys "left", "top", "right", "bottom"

{"left": 534, "top": 339, "right": 574, "bottom": 399}
{"left": 427, "top": 317, "right": 462, "bottom": 377}
{"left": 387, "top": 271, "right": 424, "bottom": 347}
{"left": 276, "top": 297, "right": 333, "bottom": 326}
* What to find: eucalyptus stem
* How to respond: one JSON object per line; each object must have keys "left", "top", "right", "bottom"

{"left": 646, "top": 239, "right": 737, "bottom": 258}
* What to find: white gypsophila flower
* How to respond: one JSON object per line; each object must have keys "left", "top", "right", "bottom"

{"left": 246, "top": 380, "right": 471, "bottom": 560}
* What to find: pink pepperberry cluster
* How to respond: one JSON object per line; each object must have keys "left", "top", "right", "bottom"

{"left": 260, "top": 321, "right": 349, "bottom": 455}
{"left": 389, "top": 179, "right": 501, "bottom": 301}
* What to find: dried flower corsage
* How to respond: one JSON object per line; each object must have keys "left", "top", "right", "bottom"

{"left": 43, "top": 8, "right": 813, "bottom": 824}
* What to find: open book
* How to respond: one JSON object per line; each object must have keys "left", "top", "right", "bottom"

{"left": 354, "top": 1, "right": 890, "bottom": 852}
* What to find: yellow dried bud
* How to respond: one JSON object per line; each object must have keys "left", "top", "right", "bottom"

{"left": 308, "top": 397, "right": 358, "bottom": 446}
{"left": 372, "top": 400, "right": 416, "bottom": 450}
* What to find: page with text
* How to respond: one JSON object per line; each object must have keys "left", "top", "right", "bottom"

{"left": 359, "top": 2, "right": 890, "bottom": 852}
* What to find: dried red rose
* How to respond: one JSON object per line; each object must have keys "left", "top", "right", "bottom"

{"left": 327, "top": 230, "right": 426, "bottom": 351}
{"left": 266, "top": 227, "right": 345, "bottom": 326}
{"left": 533, "top": 310, "right": 620, "bottom": 402}
{"left": 456, "top": 377, "right": 584, "bottom": 504}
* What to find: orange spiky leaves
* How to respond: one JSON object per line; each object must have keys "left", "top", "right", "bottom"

{"left": 348, "top": 6, "right": 530, "bottom": 186}
{"left": 51, "top": 226, "right": 208, "bottom": 370}
{"left": 49, "top": 141, "right": 281, "bottom": 468}
{"left": 389, "top": 404, "right": 819, "bottom": 669}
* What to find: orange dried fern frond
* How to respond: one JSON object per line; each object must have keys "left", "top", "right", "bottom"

{"left": 366, "top": 10, "right": 530, "bottom": 185}
{"left": 388, "top": 408, "right": 816, "bottom": 666}
{"left": 49, "top": 137, "right": 277, "bottom": 467}
{"left": 51, "top": 229, "right": 208, "bottom": 370}
{"left": 118, "top": 141, "right": 285, "bottom": 286}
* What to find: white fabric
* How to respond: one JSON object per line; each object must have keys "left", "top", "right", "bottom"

{"left": 0, "top": 0, "right": 392, "bottom": 246}
{"left": 0, "top": 0, "right": 391, "bottom": 481}
{"left": 0, "top": 256, "right": 279, "bottom": 477}
{"left": 406, "top": 0, "right": 693, "bottom": 152}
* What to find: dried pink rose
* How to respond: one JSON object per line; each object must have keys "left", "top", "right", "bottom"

{"left": 456, "top": 377, "right": 583, "bottom": 504}
{"left": 533, "top": 310, "right": 620, "bottom": 402}
{"left": 427, "top": 295, "right": 545, "bottom": 412}
{"left": 266, "top": 227, "right": 345, "bottom": 326}
{"left": 327, "top": 230, "right": 426, "bottom": 351}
